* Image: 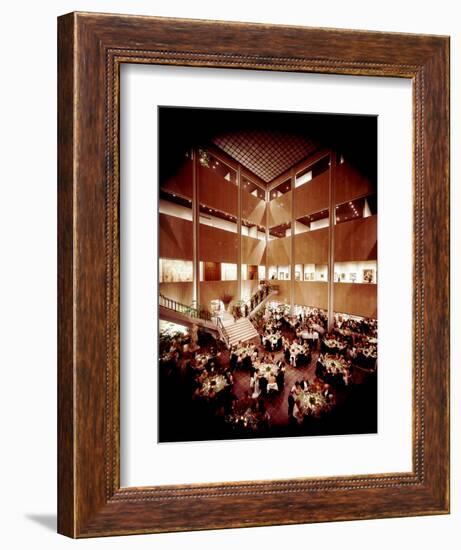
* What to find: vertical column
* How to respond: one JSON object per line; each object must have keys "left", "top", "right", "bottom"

{"left": 265, "top": 188, "right": 269, "bottom": 282}
{"left": 237, "top": 165, "right": 242, "bottom": 301}
{"left": 290, "top": 168, "right": 295, "bottom": 313}
{"left": 327, "top": 151, "right": 335, "bottom": 330}
{"left": 192, "top": 149, "right": 200, "bottom": 308}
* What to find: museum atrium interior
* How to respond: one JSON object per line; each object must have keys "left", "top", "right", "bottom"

{"left": 158, "top": 107, "right": 378, "bottom": 442}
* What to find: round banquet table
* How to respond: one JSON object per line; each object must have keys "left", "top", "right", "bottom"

{"left": 196, "top": 373, "right": 229, "bottom": 398}
{"left": 255, "top": 362, "right": 279, "bottom": 380}
{"left": 316, "top": 355, "right": 349, "bottom": 385}
{"left": 293, "top": 389, "right": 330, "bottom": 421}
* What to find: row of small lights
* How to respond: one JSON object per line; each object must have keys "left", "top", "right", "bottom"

{"left": 169, "top": 187, "right": 362, "bottom": 227}
{"left": 335, "top": 201, "right": 360, "bottom": 222}
{"left": 168, "top": 192, "right": 267, "bottom": 231}
{"left": 168, "top": 192, "right": 361, "bottom": 227}
{"left": 209, "top": 159, "right": 267, "bottom": 197}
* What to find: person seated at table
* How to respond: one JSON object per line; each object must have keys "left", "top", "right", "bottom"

{"left": 342, "top": 367, "right": 351, "bottom": 386}
{"left": 267, "top": 374, "right": 279, "bottom": 394}
{"left": 299, "top": 378, "right": 309, "bottom": 391}
{"left": 250, "top": 373, "right": 261, "bottom": 398}
{"left": 290, "top": 380, "right": 302, "bottom": 396}
{"left": 276, "top": 335, "right": 283, "bottom": 350}
{"left": 293, "top": 397, "right": 304, "bottom": 424}
{"left": 299, "top": 343, "right": 310, "bottom": 365}
{"left": 323, "top": 383, "right": 334, "bottom": 404}
{"left": 347, "top": 346, "right": 357, "bottom": 361}
{"left": 257, "top": 374, "right": 268, "bottom": 397}
{"left": 242, "top": 353, "right": 252, "bottom": 371}
{"left": 225, "top": 370, "right": 234, "bottom": 385}
{"left": 196, "top": 369, "right": 207, "bottom": 384}
{"left": 315, "top": 355, "right": 325, "bottom": 377}
{"left": 230, "top": 350, "right": 238, "bottom": 371}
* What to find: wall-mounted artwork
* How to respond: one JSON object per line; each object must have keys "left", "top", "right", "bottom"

{"left": 363, "top": 269, "right": 374, "bottom": 283}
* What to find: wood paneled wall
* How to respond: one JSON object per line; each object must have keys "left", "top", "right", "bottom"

{"left": 198, "top": 165, "right": 238, "bottom": 215}
{"left": 335, "top": 161, "right": 375, "bottom": 205}
{"left": 159, "top": 149, "right": 378, "bottom": 319}
{"left": 242, "top": 192, "right": 266, "bottom": 226}
{"left": 294, "top": 282, "right": 328, "bottom": 310}
{"left": 159, "top": 282, "right": 194, "bottom": 305}
{"left": 272, "top": 280, "right": 291, "bottom": 303}
{"left": 200, "top": 281, "right": 238, "bottom": 311}
{"left": 199, "top": 224, "right": 238, "bottom": 264}
{"left": 334, "top": 283, "right": 377, "bottom": 318}
{"left": 203, "top": 262, "right": 221, "bottom": 281}
{"left": 293, "top": 228, "right": 329, "bottom": 264}
{"left": 159, "top": 214, "right": 193, "bottom": 260}
{"left": 242, "top": 236, "right": 266, "bottom": 265}
{"left": 334, "top": 215, "right": 377, "bottom": 262}
{"left": 294, "top": 172, "right": 329, "bottom": 219}
{"left": 268, "top": 192, "right": 291, "bottom": 228}
{"left": 160, "top": 159, "right": 193, "bottom": 198}
{"left": 267, "top": 236, "right": 291, "bottom": 266}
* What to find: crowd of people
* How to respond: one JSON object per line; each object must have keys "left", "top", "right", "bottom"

{"left": 159, "top": 303, "right": 378, "bottom": 440}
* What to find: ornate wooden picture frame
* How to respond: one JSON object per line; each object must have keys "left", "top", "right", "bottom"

{"left": 57, "top": 12, "right": 450, "bottom": 537}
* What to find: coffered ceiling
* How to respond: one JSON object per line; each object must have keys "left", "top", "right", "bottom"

{"left": 213, "top": 129, "right": 318, "bottom": 183}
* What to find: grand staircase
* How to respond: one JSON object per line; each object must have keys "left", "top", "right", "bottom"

{"left": 159, "top": 284, "right": 278, "bottom": 348}
{"left": 221, "top": 317, "right": 259, "bottom": 346}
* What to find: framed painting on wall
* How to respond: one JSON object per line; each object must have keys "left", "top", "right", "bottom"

{"left": 58, "top": 12, "right": 449, "bottom": 537}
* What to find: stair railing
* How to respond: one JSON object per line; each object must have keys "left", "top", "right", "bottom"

{"left": 159, "top": 294, "right": 212, "bottom": 322}
{"left": 215, "top": 315, "right": 230, "bottom": 348}
{"left": 245, "top": 283, "right": 279, "bottom": 316}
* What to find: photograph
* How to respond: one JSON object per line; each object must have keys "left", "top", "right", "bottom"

{"left": 0, "top": 0, "right": 454, "bottom": 545}
{"left": 158, "top": 106, "right": 378, "bottom": 442}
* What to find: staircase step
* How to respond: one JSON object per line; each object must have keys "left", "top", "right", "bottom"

{"left": 223, "top": 318, "right": 259, "bottom": 345}
{"left": 226, "top": 327, "right": 256, "bottom": 336}
{"left": 225, "top": 325, "right": 257, "bottom": 335}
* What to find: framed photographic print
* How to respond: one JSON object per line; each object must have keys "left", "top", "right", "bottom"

{"left": 58, "top": 12, "right": 449, "bottom": 538}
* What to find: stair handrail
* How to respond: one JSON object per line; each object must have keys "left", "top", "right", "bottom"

{"left": 159, "top": 294, "right": 212, "bottom": 322}
{"left": 245, "top": 282, "right": 279, "bottom": 315}
{"left": 215, "top": 315, "right": 230, "bottom": 348}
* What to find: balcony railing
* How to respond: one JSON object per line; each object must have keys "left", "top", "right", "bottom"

{"left": 159, "top": 294, "right": 212, "bottom": 322}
